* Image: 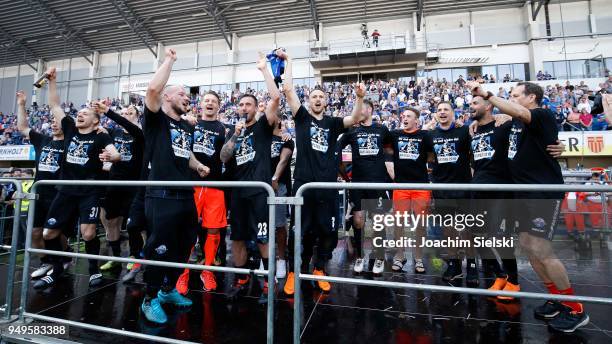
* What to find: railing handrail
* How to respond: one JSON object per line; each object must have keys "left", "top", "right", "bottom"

{"left": 31, "top": 179, "right": 275, "bottom": 192}
{"left": 296, "top": 182, "right": 612, "bottom": 196}
{"left": 292, "top": 181, "right": 612, "bottom": 344}
{"left": 18, "top": 179, "right": 277, "bottom": 344}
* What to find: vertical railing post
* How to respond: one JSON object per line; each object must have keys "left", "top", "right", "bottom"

{"left": 18, "top": 182, "right": 37, "bottom": 322}
{"left": 266, "top": 190, "right": 276, "bottom": 344}
{"left": 293, "top": 193, "right": 303, "bottom": 344}
{"left": 1, "top": 179, "right": 23, "bottom": 321}
{"left": 601, "top": 192, "right": 609, "bottom": 246}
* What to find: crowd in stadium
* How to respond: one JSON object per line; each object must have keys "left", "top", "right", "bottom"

{"left": 1, "top": 74, "right": 611, "bottom": 146}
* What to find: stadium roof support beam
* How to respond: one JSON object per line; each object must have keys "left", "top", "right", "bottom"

{"left": 531, "top": 0, "right": 550, "bottom": 21}
{"left": 110, "top": 0, "right": 158, "bottom": 58}
{"left": 25, "top": 0, "right": 93, "bottom": 65}
{"left": 417, "top": 0, "right": 424, "bottom": 31}
{"left": 308, "top": 0, "right": 320, "bottom": 41}
{"left": 0, "top": 26, "right": 38, "bottom": 71}
{"left": 202, "top": 0, "right": 233, "bottom": 49}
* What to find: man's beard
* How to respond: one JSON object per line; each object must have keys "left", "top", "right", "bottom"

{"left": 173, "top": 103, "right": 186, "bottom": 115}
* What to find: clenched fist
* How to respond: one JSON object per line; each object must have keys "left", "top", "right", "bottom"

{"left": 165, "top": 48, "right": 177, "bottom": 62}
{"left": 355, "top": 83, "right": 366, "bottom": 98}
{"left": 16, "top": 91, "right": 26, "bottom": 106}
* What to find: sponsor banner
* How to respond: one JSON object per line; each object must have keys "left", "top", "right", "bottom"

{"left": 342, "top": 131, "right": 611, "bottom": 161}
{"left": 120, "top": 81, "right": 150, "bottom": 92}
{"left": 0, "top": 145, "right": 35, "bottom": 161}
{"left": 559, "top": 131, "right": 612, "bottom": 156}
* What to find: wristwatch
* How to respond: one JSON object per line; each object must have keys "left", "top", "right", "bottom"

{"left": 272, "top": 176, "right": 278, "bottom": 182}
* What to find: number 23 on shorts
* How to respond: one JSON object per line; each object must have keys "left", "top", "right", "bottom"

{"left": 257, "top": 222, "right": 268, "bottom": 242}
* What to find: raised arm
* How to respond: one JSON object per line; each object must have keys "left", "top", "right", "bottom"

{"left": 145, "top": 48, "right": 177, "bottom": 112}
{"left": 343, "top": 83, "right": 366, "bottom": 128}
{"left": 92, "top": 101, "right": 143, "bottom": 141}
{"left": 257, "top": 52, "right": 281, "bottom": 127}
{"left": 467, "top": 81, "right": 531, "bottom": 124}
{"left": 47, "top": 67, "right": 60, "bottom": 108}
{"left": 16, "top": 91, "right": 30, "bottom": 138}
{"left": 46, "top": 67, "right": 65, "bottom": 125}
{"left": 281, "top": 54, "right": 301, "bottom": 115}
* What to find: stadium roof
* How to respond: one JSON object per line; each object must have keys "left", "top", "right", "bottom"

{"left": 0, "top": 0, "right": 531, "bottom": 69}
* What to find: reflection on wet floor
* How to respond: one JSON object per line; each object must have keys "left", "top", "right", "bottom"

{"left": 0, "top": 236, "right": 610, "bottom": 343}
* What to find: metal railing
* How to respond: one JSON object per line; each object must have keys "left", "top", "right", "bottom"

{"left": 292, "top": 182, "right": 612, "bottom": 344}
{"left": 17, "top": 180, "right": 277, "bottom": 344}
{"left": 0, "top": 179, "right": 23, "bottom": 323}
{"left": 3, "top": 180, "right": 611, "bottom": 342}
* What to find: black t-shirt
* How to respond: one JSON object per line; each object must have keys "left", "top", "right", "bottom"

{"left": 221, "top": 124, "right": 237, "bottom": 182}
{"left": 271, "top": 135, "right": 294, "bottom": 190}
{"left": 390, "top": 129, "right": 433, "bottom": 183}
{"left": 340, "top": 123, "right": 391, "bottom": 182}
{"left": 508, "top": 108, "right": 564, "bottom": 199}
{"left": 293, "top": 105, "right": 346, "bottom": 184}
{"left": 60, "top": 116, "right": 113, "bottom": 195}
{"left": 470, "top": 121, "right": 512, "bottom": 184}
{"left": 430, "top": 125, "right": 471, "bottom": 198}
{"left": 106, "top": 110, "right": 144, "bottom": 181}
{"left": 229, "top": 115, "right": 274, "bottom": 195}
{"left": 193, "top": 119, "right": 226, "bottom": 181}
{"left": 30, "top": 130, "right": 64, "bottom": 196}
{"left": 144, "top": 105, "right": 194, "bottom": 192}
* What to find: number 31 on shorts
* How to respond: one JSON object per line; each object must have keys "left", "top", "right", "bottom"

{"left": 89, "top": 207, "right": 99, "bottom": 220}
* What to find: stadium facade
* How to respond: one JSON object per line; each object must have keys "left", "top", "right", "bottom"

{"left": 0, "top": 0, "right": 609, "bottom": 113}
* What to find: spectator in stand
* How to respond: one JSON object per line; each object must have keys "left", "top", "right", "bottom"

{"left": 576, "top": 96, "right": 592, "bottom": 114}
{"left": 579, "top": 109, "right": 593, "bottom": 131}
{"left": 591, "top": 113, "right": 608, "bottom": 131}
{"left": 503, "top": 74, "right": 511, "bottom": 82}
{"left": 555, "top": 107, "right": 567, "bottom": 131}
{"left": 537, "top": 70, "right": 544, "bottom": 80}
{"left": 371, "top": 29, "right": 380, "bottom": 47}
{"left": 566, "top": 108, "right": 581, "bottom": 131}
{"left": 544, "top": 71, "right": 552, "bottom": 80}
{"left": 455, "top": 94, "right": 465, "bottom": 109}
{"left": 456, "top": 75, "right": 466, "bottom": 87}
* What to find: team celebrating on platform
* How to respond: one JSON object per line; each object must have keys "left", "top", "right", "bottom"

{"left": 14, "top": 47, "right": 590, "bottom": 333}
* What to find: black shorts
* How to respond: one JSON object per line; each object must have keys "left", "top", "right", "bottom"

{"left": 230, "top": 191, "right": 269, "bottom": 244}
{"left": 126, "top": 187, "right": 146, "bottom": 231}
{"left": 45, "top": 192, "right": 100, "bottom": 234}
{"left": 33, "top": 194, "right": 54, "bottom": 228}
{"left": 144, "top": 195, "right": 198, "bottom": 264}
{"left": 515, "top": 198, "right": 561, "bottom": 241}
{"left": 470, "top": 198, "right": 512, "bottom": 237}
{"left": 103, "top": 186, "right": 136, "bottom": 219}
{"left": 300, "top": 189, "right": 339, "bottom": 237}
{"left": 349, "top": 188, "right": 391, "bottom": 212}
